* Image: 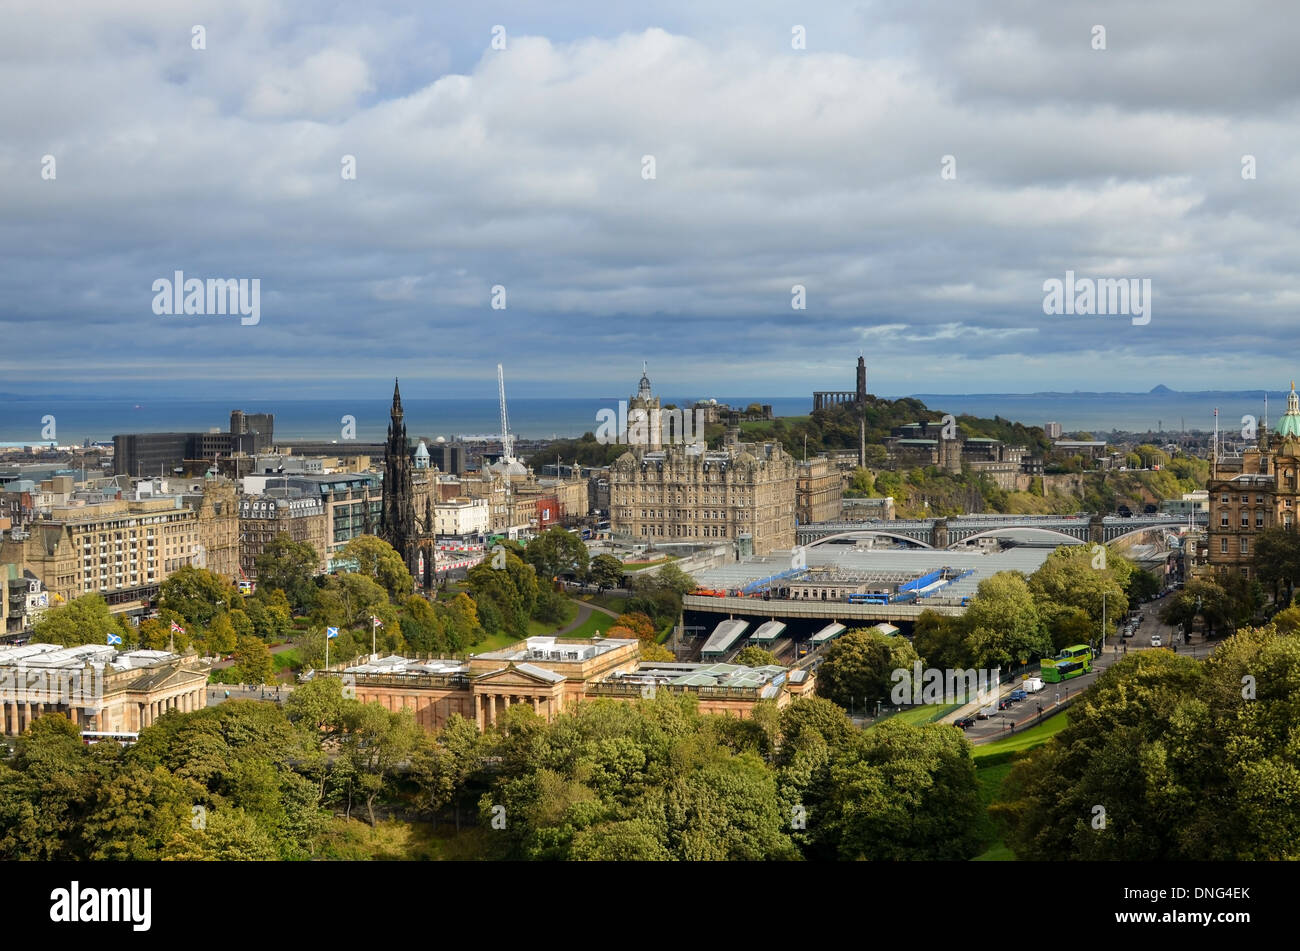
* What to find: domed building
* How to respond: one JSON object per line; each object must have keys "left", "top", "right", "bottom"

{"left": 1206, "top": 383, "right": 1300, "bottom": 579}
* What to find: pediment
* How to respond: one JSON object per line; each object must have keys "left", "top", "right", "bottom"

{"left": 473, "top": 665, "right": 563, "bottom": 688}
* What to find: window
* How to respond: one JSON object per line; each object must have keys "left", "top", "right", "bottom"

{"left": 1220, "top": 538, "right": 1229, "bottom": 553}
{"left": 1221, "top": 494, "right": 1229, "bottom": 503}
{"left": 1241, "top": 513, "right": 1249, "bottom": 527}
{"left": 1221, "top": 513, "right": 1229, "bottom": 526}
{"left": 1241, "top": 538, "right": 1249, "bottom": 554}
{"left": 1257, "top": 513, "right": 1265, "bottom": 527}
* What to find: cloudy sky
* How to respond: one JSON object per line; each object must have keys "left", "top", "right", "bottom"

{"left": 3, "top": 0, "right": 1299, "bottom": 400}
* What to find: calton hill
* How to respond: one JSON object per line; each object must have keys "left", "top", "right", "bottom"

{"left": 4, "top": 516, "right": 1299, "bottom": 860}
{"left": 546, "top": 396, "right": 1211, "bottom": 519}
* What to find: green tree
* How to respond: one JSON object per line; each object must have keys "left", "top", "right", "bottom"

{"left": 233, "top": 635, "right": 274, "bottom": 685}
{"left": 911, "top": 610, "right": 970, "bottom": 670}
{"left": 158, "top": 565, "right": 240, "bottom": 627}
{"left": 821, "top": 720, "right": 983, "bottom": 860}
{"left": 964, "top": 571, "right": 1050, "bottom": 667}
{"left": 253, "top": 534, "right": 321, "bottom": 614}
{"left": 589, "top": 554, "right": 626, "bottom": 591}
{"left": 816, "top": 628, "right": 921, "bottom": 711}
{"left": 734, "top": 646, "right": 778, "bottom": 667}
{"left": 33, "top": 593, "right": 125, "bottom": 648}
{"left": 1253, "top": 526, "right": 1300, "bottom": 604}
{"left": 342, "top": 535, "right": 413, "bottom": 601}
{"left": 206, "top": 612, "right": 238, "bottom": 656}
{"left": 524, "top": 526, "right": 590, "bottom": 580}
{"left": 340, "top": 704, "right": 422, "bottom": 826}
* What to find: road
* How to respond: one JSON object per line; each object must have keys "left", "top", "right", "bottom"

{"left": 944, "top": 587, "right": 1216, "bottom": 743}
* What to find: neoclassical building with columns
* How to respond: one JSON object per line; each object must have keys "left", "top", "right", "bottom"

{"left": 338, "top": 635, "right": 814, "bottom": 733}
{"left": 0, "top": 642, "right": 209, "bottom": 736}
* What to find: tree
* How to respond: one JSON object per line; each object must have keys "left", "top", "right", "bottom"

{"left": 524, "top": 526, "right": 590, "bottom": 580}
{"left": 531, "top": 587, "right": 568, "bottom": 624}
{"left": 158, "top": 566, "right": 240, "bottom": 627}
{"left": 340, "top": 704, "right": 422, "bottom": 826}
{"left": 613, "top": 612, "right": 656, "bottom": 642}
{"left": 400, "top": 596, "right": 447, "bottom": 654}
{"left": 253, "top": 534, "right": 321, "bottom": 614}
{"left": 1253, "top": 526, "right": 1300, "bottom": 604}
{"left": 653, "top": 561, "right": 696, "bottom": 598}
{"left": 589, "top": 554, "right": 625, "bottom": 591}
{"left": 466, "top": 551, "right": 537, "bottom": 638}
{"left": 640, "top": 641, "right": 674, "bottom": 661}
{"left": 991, "top": 628, "right": 1300, "bottom": 860}
{"left": 206, "top": 613, "right": 238, "bottom": 656}
{"left": 964, "top": 571, "right": 1050, "bottom": 667}
{"left": 32, "top": 594, "right": 124, "bottom": 648}
{"left": 312, "top": 573, "right": 389, "bottom": 631}
{"left": 911, "top": 610, "right": 970, "bottom": 670}
{"left": 734, "top": 646, "right": 778, "bottom": 668}
{"left": 233, "top": 635, "right": 274, "bottom": 685}
{"left": 816, "top": 628, "right": 921, "bottom": 711}
{"left": 821, "top": 721, "right": 983, "bottom": 861}
{"left": 342, "top": 535, "right": 413, "bottom": 601}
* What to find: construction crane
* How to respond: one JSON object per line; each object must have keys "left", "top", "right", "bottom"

{"left": 497, "top": 362, "right": 515, "bottom": 464}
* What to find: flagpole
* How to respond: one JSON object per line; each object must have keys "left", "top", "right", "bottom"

{"left": 325, "top": 627, "right": 329, "bottom": 671}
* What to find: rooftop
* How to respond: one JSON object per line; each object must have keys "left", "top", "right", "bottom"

{"left": 475, "top": 635, "right": 635, "bottom": 663}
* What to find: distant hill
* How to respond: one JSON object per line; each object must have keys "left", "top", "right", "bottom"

{"left": 911, "top": 387, "right": 1271, "bottom": 400}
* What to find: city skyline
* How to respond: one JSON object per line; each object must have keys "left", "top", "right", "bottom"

{"left": 6, "top": 1, "right": 1300, "bottom": 398}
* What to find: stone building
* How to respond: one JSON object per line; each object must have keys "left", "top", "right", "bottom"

{"left": 0, "top": 495, "right": 206, "bottom": 614}
{"left": 0, "top": 643, "right": 209, "bottom": 736}
{"left": 609, "top": 436, "right": 797, "bottom": 557}
{"left": 1206, "top": 381, "right": 1300, "bottom": 580}
{"left": 337, "top": 636, "right": 812, "bottom": 733}
{"left": 796, "top": 456, "right": 843, "bottom": 524}
{"left": 238, "top": 495, "right": 329, "bottom": 580}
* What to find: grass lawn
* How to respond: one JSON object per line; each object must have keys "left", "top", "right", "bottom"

{"left": 272, "top": 647, "right": 301, "bottom": 673}
{"left": 526, "top": 600, "right": 579, "bottom": 636}
{"left": 579, "top": 593, "right": 629, "bottom": 615}
{"left": 972, "top": 710, "right": 1069, "bottom": 760}
{"left": 465, "top": 630, "right": 522, "bottom": 654}
{"left": 561, "top": 609, "right": 610, "bottom": 639}
{"left": 968, "top": 710, "right": 1071, "bottom": 861}
{"left": 886, "top": 703, "right": 963, "bottom": 727}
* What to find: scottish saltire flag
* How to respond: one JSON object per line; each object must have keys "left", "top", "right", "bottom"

{"left": 106, "top": 632, "right": 122, "bottom": 646}
{"left": 326, "top": 626, "right": 339, "bottom": 639}
{"left": 170, "top": 621, "right": 186, "bottom": 634}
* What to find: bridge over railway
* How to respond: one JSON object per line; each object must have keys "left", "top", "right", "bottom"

{"left": 795, "top": 512, "right": 1206, "bottom": 549}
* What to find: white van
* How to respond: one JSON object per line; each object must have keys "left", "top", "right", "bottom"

{"left": 1022, "top": 678, "right": 1044, "bottom": 693}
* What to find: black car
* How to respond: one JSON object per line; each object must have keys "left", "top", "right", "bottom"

{"left": 998, "top": 698, "right": 1014, "bottom": 711}
{"left": 954, "top": 716, "right": 976, "bottom": 730}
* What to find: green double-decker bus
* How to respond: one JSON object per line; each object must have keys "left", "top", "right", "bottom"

{"left": 1041, "top": 644, "right": 1093, "bottom": 683}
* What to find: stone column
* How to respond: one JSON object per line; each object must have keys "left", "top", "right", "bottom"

{"left": 474, "top": 693, "right": 483, "bottom": 730}
{"left": 487, "top": 694, "right": 497, "bottom": 726}
{"left": 23, "top": 702, "right": 32, "bottom": 732}
{"left": 532, "top": 696, "right": 540, "bottom": 715}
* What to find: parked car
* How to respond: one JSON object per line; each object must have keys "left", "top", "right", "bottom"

{"left": 998, "top": 698, "right": 1014, "bottom": 711}
{"left": 1022, "top": 678, "right": 1044, "bottom": 693}
{"left": 954, "top": 716, "right": 976, "bottom": 730}
{"left": 977, "top": 706, "right": 996, "bottom": 720}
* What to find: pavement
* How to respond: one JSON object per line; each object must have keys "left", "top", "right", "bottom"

{"left": 205, "top": 683, "right": 292, "bottom": 705}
